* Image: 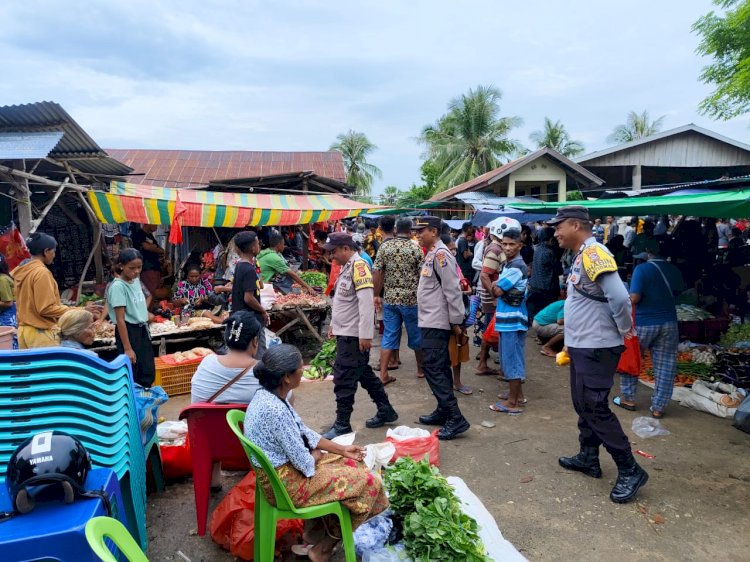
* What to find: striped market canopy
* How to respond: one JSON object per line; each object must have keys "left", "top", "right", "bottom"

{"left": 87, "top": 182, "right": 384, "bottom": 227}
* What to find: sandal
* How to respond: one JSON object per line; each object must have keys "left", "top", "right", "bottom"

{"left": 381, "top": 376, "right": 397, "bottom": 386}
{"left": 416, "top": 372, "right": 425, "bottom": 378}
{"left": 650, "top": 407, "right": 664, "bottom": 419}
{"left": 454, "top": 385, "right": 473, "bottom": 395}
{"left": 613, "top": 396, "right": 636, "bottom": 411}
{"left": 497, "top": 392, "right": 527, "bottom": 405}
{"left": 475, "top": 369, "right": 501, "bottom": 377}
{"left": 292, "top": 544, "right": 314, "bottom": 556}
{"left": 489, "top": 402, "right": 523, "bottom": 414}
{"left": 540, "top": 348, "right": 556, "bottom": 357}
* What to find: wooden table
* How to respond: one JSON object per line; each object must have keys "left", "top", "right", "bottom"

{"left": 269, "top": 305, "right": 330, "bottom": 343}
{"left": 92, "top": 325, "right": 224, "bottom": 356}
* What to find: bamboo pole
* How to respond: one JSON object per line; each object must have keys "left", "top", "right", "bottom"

{"left": 29, "top": 178, "right": 70, "bottom": 235}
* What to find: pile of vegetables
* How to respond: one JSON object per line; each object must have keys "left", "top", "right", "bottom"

{"left": 298, "top": 271, "right": 328, "bottom": 289}
{"left": 675, "top": 304, "right": 714, "bottom": 322}
{"left": 272, "top": 293, "right": 327, "bottom": 310}
{"left": 720, "top": 323, "right": 750, "bottom": 348}
{"left": 303, "top": 339, "right": 337, "bottom": 380}
{"left": 384, "top": 457, "right": 489, "bottom": 562}
{"left": 639, "top": 351, "right": 716, "bottom": 386}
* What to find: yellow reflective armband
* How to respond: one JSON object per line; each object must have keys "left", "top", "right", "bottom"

{"left": 352, "top": 260, "right": 373, "bottom": 290}
{"left": 582, "top": 245, "right": 617, "bottom": 281}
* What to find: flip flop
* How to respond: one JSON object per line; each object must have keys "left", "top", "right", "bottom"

{"left": 650, "top": 406, "right": 664, "bottom": 419}
{"left": 613, "top": 396, "right": 636, "bottom": 411}
{"left": 540, "top": 348, "right": 556, "bottom": 357}
{"left": 291, "top": 544, "right": 313, "bottom": 556}
{"left": 454, "top": 385, "right": 473, "bottom": 395}
{"left": 416, "top": 372, "right": 425, "bottom": 378}
{"left": 489, "top": 402, "right": 523, "bottom": 415}
{"left": 381, "top": 376, "right": 397, "bottom": 386}
{"left": 387, "top": 364, "right": 399, "bottom": 371}
{"left": 497, "top": 392, "right": 527, "bottom": 405}
{"left": 475, "top": 369, "right": 501, "bottom": 377}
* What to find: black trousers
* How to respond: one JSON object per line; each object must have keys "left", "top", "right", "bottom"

{"left": 116, "top": 322, "right": 155, "bottom": 387}
{"left": 568, "top": 346, "right": 630, "bottom": 456}
{"left": 420, "top": 328, "right": 461, "bottom": 418}
{"left": 332, "top": 336, "right": 389, "bottom": 418}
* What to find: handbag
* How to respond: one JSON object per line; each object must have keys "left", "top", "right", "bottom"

{"left": 206, "top": 363, "right": 254, "bottom": 403}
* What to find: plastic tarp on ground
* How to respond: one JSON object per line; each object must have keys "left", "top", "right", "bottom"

{"left": 509, "top": 188, "right": 750, "bottom": 218}
{"left": 87, "top": 181, "right": 385, "bottom": 227}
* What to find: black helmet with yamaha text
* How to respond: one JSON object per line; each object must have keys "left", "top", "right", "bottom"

{"left": 5, "top": 431, "right": 91, "bottom": 514}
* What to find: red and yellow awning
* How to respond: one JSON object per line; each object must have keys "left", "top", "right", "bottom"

{"left": 87, "top": 182, "right": 384, "bottom": 227}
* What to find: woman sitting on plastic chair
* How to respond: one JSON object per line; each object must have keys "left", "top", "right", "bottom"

{"left": 245, "top": 344, "right": 388, "bottom": 562}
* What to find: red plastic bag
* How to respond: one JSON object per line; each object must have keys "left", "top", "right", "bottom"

{"left": 160, "top": 440, "right": 193, "bottom": 480}
{"left": 617, "top": 319, "right": 641, "bottom": 377}
{"left": 386, "top": 430, "right": 440, "bottom": 467}
{"left": 210, "top": 471, "right": 303, "bottom": 560}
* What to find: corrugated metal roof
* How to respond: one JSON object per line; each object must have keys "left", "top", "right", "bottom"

{"left": 106, "top": 148, "right": 348, "bottom": 187}
{"left": 0, "top": 101, "right": 132, "bottom": 177}
{"left": 0, "top": 131, "right": 63, "bottom": 159}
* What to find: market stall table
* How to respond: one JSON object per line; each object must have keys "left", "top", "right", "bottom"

{"left": 269, "top": 303, "right": 330, "bottom": 343}
{"left": 92, "top": 323, "right": 224, "bottom": 356}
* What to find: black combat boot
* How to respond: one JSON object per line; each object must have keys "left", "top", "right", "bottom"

{"left": 418, "top": 409, "right": 448, "bottom": 426}
{"left": 366, "top": 404, "right": 398, "bottom": 429}
{"left": 610, "top": 451, "right": 649, "bottom": 504}
{"left": 558, "top": 446, "right": 603, "bottom": 478}
{"left": 437, "top": 415, "right": 470, "bottom": 440}
{"left": 322, "top": 415, "right": 353, "bottom": 440}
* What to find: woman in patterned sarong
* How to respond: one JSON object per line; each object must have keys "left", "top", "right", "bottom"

{"left": 245, "top": 344, "right": 388, "bottom": 561}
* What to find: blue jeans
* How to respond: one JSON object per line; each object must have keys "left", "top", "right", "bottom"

{"left": 382, "top": 304, "right": 421, "bottom": 350}
{"left": 620, "top": 322, "right": 678, "bottom": 412}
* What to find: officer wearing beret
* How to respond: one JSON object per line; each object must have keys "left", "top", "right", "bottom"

{"left": 321, "top": 232, "right": 398, "bottom": 439}
{"left": 548, "top": 206, "right": 648, "bottom": 503}
{"left": 414, "top": 217, "right": 470, "bottom": 440}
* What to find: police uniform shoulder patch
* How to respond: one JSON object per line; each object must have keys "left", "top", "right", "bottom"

{"left": 352, "top": 260, "right": 373, "bottom": 290}
{"left": 435, "top": 250, "right": 449, "bottom": 269}
{"left": 582, "top": 244, "right": 617, "bottom": 281}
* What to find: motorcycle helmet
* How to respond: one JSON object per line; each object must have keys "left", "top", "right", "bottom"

{"left": 487, "top": 217, "right": 522, "bottom": 239}
{"left": 6, "top": 431, "right": 91, "bottom": 514}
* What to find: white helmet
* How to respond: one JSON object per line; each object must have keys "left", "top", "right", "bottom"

{"left": 487, "top": 217, "right": 522, "bottom": 239}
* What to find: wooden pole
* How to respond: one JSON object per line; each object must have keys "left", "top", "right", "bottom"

{"left": 75, "top": 191, "right": 102, "bottom": 302}
{"left": 29, "top": 178, "right": 70, "bottom": 235}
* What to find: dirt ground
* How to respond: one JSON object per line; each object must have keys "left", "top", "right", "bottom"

{"left": 148, "top": 333, "right": 750, "bottom": 562}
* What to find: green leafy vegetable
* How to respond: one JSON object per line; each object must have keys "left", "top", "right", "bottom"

{"left": 720, "top": 323, "right": 750, "bottom": 348}
{"left": 303, "top": 338, "right": 337, "bottom": 380}
{"left": 384, "top": 457, "right": 490, "bottom": 562}
{"left": 299, "top": 271, "right": 328, "bottom": 289}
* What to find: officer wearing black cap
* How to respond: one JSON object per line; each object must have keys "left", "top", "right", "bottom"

{"left": 321, "top": 232, "right": 398, "bottom": 439}
{"left": 413, "top": 217, "right": 470, "bottom": 440}
{"left": 547, "top": 205, "right": 648, "bottom": 504}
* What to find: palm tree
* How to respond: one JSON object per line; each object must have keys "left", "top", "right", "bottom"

{"left": 419, "top": 85, "right": 524, "bottom": 189}
{"left": 330, "top": 130, "right": 382, "bottom": 196}
{"left": 380, "top": 185, "right": 401, "bottom": 206}
{"left": 530, "top": 117, "right": 585, "bottom": 157}
{"left": 607, "top": 110, "right": 665, "bottom": 144}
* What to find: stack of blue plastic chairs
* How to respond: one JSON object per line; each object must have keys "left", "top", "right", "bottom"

{"left": 0, "top": 348, "right": 148, "bottom": 550}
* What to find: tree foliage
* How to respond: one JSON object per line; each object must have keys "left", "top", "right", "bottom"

{"left": 397, "top": 161, "right": 442, "bottom": 208}
{"left": 529, "top": 117, "right": 585, "bottom": 157}
{"left": 330, "top": 130, "right": 382, "bottom": 196}
{"left": 419, "top": 85, "right": 524, "bottom": 190}
{"left": 693, "top": 0, "right": 750, "bottom": 119}
{"left": 607, "top": 110, "right": 665, "bottom": 144}
{"left": 380, "top": 185, "right": 401, "bottom": 205}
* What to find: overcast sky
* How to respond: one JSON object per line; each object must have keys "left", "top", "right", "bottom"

{"left": 2, "top": 0, "right": 748, "bottom": 195}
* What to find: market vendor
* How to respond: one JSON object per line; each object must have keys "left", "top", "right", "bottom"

{"left": 532, "top": 299, "right": 565, "bottom": 357}
{"left": 13, "top": 232, "right": 100, "bottom": 349}
{"left": 245, "top": 344, "right": 388, "bottom": 561}
{"left": 172, "top": 265, "right": 225, "bottom": 324}
{"left": 258, "top": 232, "right": 316, "bottom": 294}
{"left": 131, "top": 224, "right": 165, "bottom": 298}
{"left": 57, "top": 308, "right": 97, "bottom": 355}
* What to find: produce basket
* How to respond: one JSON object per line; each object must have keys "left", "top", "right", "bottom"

{"left": 154, "top": 357, "right": 201, "bottom": 396}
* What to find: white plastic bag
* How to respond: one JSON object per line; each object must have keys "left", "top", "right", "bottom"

{"left": 354, "top": 512, "right": 394, "bottom": 557}
{"left": 364, "top": 442, "right": 396, "bottom": 473}
{"left": 631, "top": 416, "right": 670, "bottom": 439}
{"left": 385, "top": 426, "right": 430, "bottom": 441}
{"left": 157, "top": 420, "right": 188, "bottom": 442}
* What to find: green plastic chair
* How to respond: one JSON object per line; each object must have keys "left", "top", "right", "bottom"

{"left": 225, "top": 409, "right": 356, "bottom": 562}
{"left": 85, "top": 516, "right": 148, "bottom": 562}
